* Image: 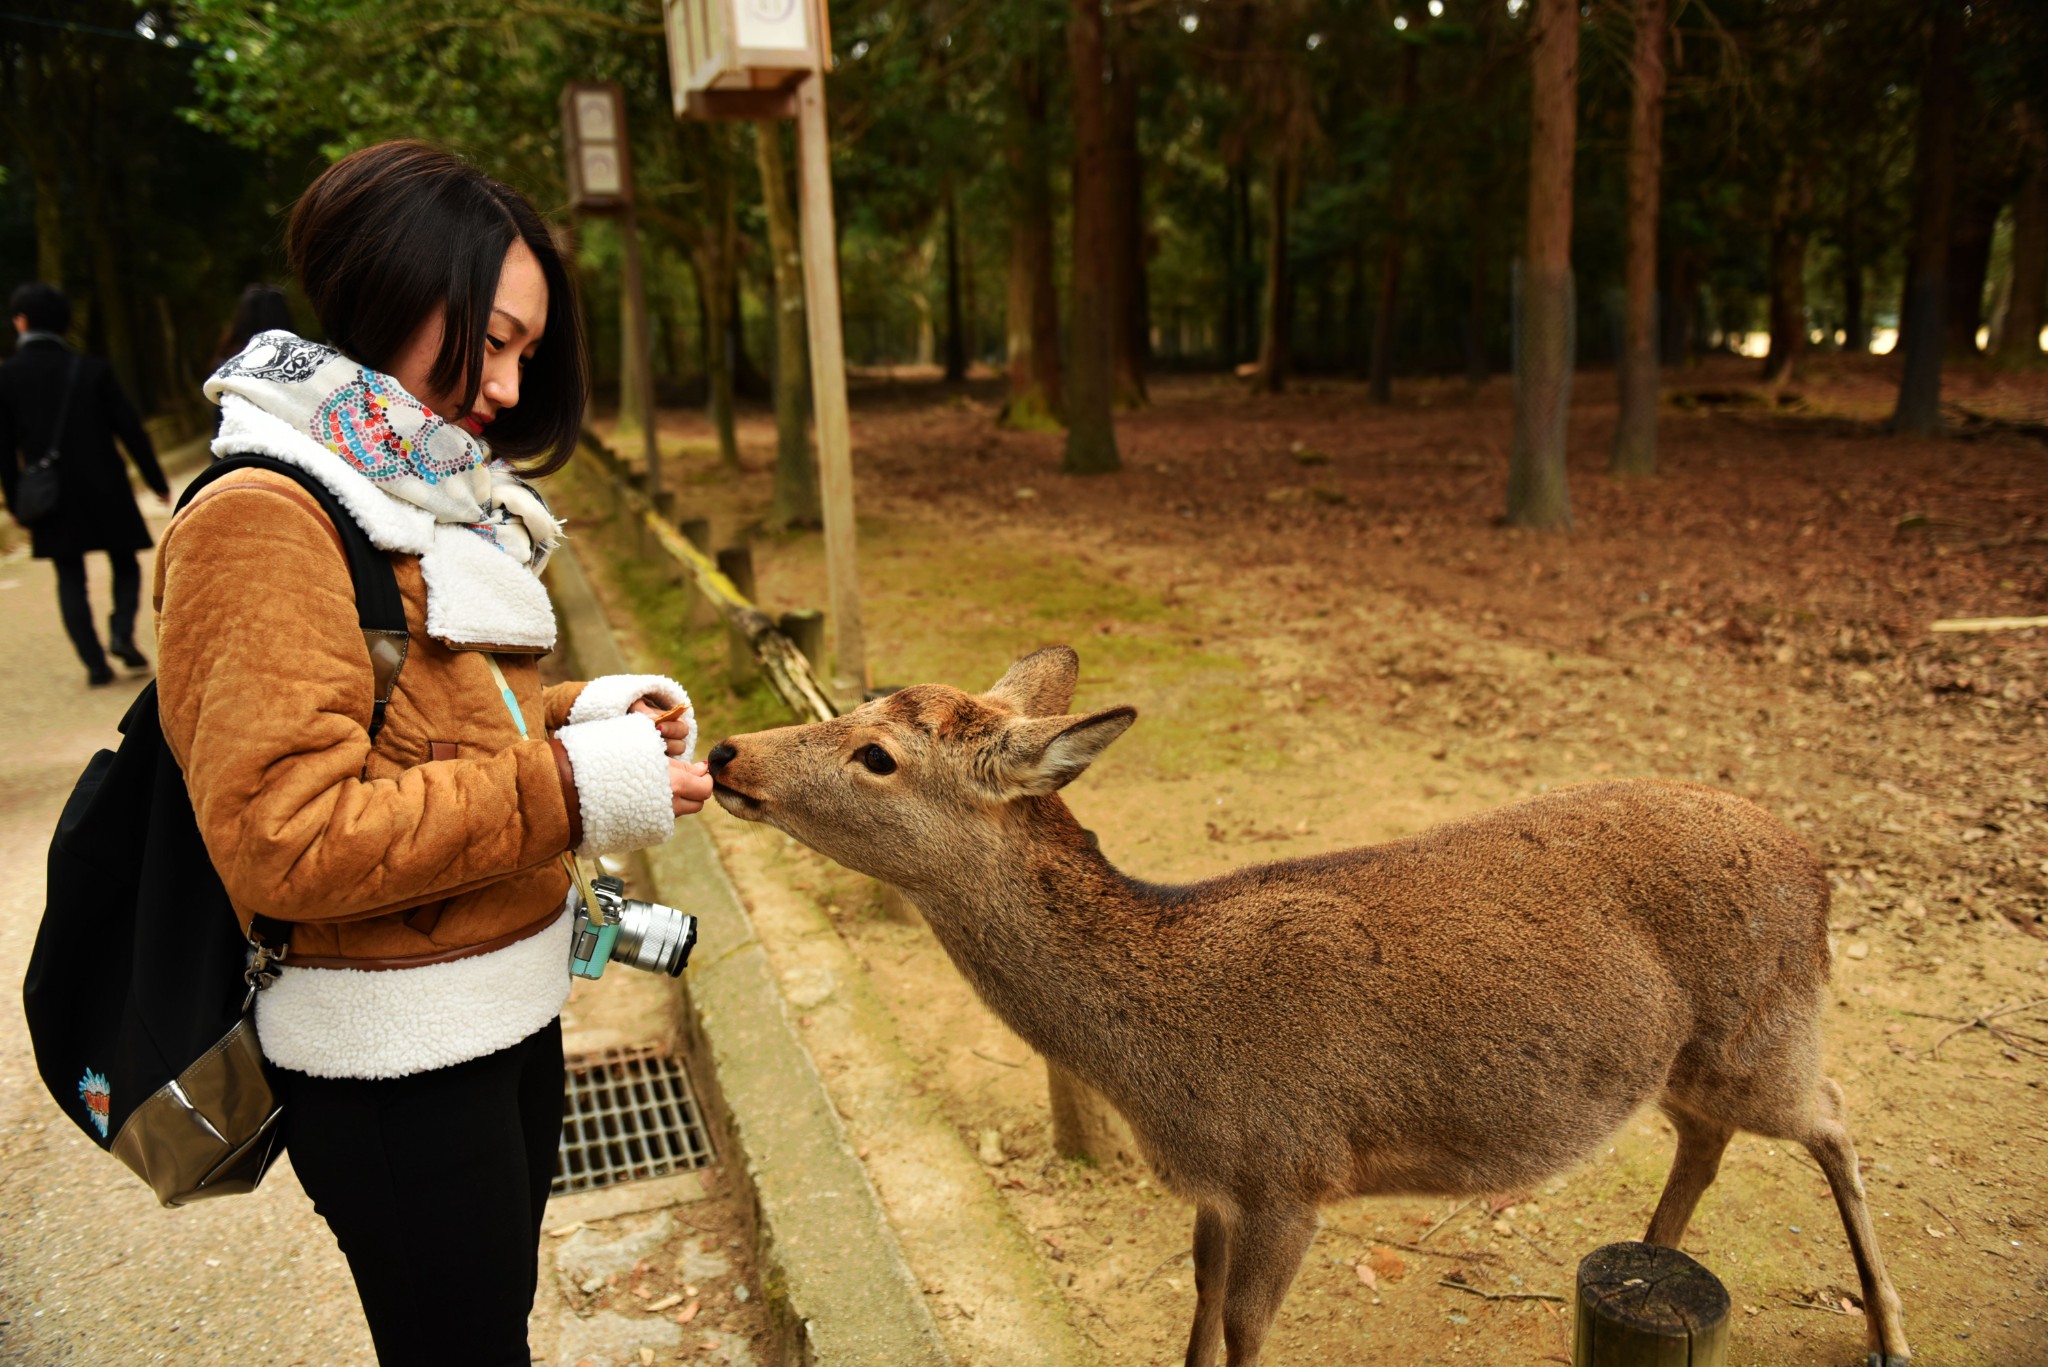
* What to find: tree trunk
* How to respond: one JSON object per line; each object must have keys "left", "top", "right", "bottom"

{"left": 1761, "top": 168, "right": 1811, "bottom": 383}
{"left": 1062, "top": 0, "right": 1120, "bottom": 474}
{"left": 1507, "top": 0, "right": 1578, "bottom": 529}
{"left": 618, "top": 223, "right": 649, "bottom": 448}
{"left": 1466, "top": 215, "right": 1490, "bottom": 387}
{"left": 1612, "top": 0, "right": 1664, "bottom": 475}
{"left": 1945, "top": 187, "right": 2001, "bottom": 356}
{"left": 693, "top": 240, "right": 741, "bottom": 469}
{"left": 755, "top": 122, "right": 821, "bottom": 529}
{"left": 1107, "top": 30, "right": 1148, "bottom": 407}
{"left": 1994, "top": 117, "right": 2046, "bottom": 366}
{"left": 16, "top": 49, "right": 66, "bottom": 288}
{"left": 1236, "top": 166, "right": 1257, "bottom": 364}
{"left": 943, "top": 179, "right": 968, "bottom": 383}
{"left": 1890, "top": 0, "right": 1960, "bottom": 436}
{"left": 1255, "top": 154, "right": 1293, "bottom": 393}
{"left": 1001, "top": 50, "right": 1064, "bottom": 429}
{"left": 1369, "top": 44, "right": 1423, "bottom": 405}
{"left": 1222, "top": 165, "right": 1247, "bottom": 365}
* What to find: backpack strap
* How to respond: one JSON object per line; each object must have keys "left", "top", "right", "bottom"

{"left": 176, "top": 456, "right": 409, "bottom": 744}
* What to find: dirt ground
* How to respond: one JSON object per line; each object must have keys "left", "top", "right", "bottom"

{"left": 574, "top": 352, "right": 2048, "bottom": 1367}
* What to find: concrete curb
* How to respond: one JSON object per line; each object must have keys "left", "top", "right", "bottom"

{"left": 548, "top": 545, "right": 952, "bottom": 1367}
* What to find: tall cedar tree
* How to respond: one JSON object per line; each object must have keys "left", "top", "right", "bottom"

{"left": 1107, "top": 20, "right": 1148, "bottom": 408}
{"left": 1368, "top": 40, "right": 1423, "bottom": 405}
{"left": 1996, "top": 106, "right": 2047, "bottom": 365}
{"left": 1612, "top": 0, "right": 1665, "bottom": 474}
{"left": 1063, "top": 0, "right": 1120, "bottom": 474}
{"left": 756, "top": 123, "right": 821, "bottom": 529}
{"left": 1890, "top": 0, "right": 1961, "bottom": 435}
{"left": 1002, "top": 44, "right": 1064, "bottom": 428}
{"left": 1507, "top": 0, "right": 1578, "bottom": 529}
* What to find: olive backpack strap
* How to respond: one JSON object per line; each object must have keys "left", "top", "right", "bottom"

{"left": 176, "top": 455, "right": 409, "bottom": 745}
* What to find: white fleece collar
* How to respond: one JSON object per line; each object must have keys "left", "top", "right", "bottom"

{"left": 212, "top": 394, "right": 558, "bottom": 651}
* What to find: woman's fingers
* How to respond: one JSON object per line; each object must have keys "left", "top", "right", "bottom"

{"left": 670, "top": 759, "right": 713, "bottom": 816}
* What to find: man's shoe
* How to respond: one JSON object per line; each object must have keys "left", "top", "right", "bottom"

{"left": 111, "top": 641, "right": 149, "bottom": 670}
{"left": 87, "top": 667, "right": 115, "bottom": 688}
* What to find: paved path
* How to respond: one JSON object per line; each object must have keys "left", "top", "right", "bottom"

{"left": 0, "top": 494, "right": 376, "bottom": 1365}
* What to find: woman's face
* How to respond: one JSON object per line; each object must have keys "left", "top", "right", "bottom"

{"left": 388, "top": 239, "right": 549, "bottom": 438}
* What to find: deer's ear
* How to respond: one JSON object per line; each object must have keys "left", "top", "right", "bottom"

{"left": 983, "top": 706, "right": 1136, "bottom": 799}
{"left": 986, "top": 645, "right": 1081, "bottom": 717}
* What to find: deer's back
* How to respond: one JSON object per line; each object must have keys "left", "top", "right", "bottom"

{"left": 1091, "top": 780, "right": 1832, "bottom": 1200}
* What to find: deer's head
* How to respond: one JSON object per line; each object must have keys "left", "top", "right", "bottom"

{"left": 707, "top": 646, "right": 1135, "bottom": 892}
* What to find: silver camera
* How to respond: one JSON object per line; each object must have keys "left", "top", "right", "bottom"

{"left": 569, "top": 874, "right": 696, "bottom": 980}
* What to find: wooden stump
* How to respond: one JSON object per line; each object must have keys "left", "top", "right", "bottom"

{"left": 1573, "top": 1242, "right": 1730, "bottom": 1367}
{"left": 1047, "top": 1062, "right": 1138, "bottom": 1167}
{"left": 716, "top": 545, "right": 759, "bottom": 690}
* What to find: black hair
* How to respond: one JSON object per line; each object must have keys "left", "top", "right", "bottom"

{"left": 287, "top": 141, "right": 587, "bottom": 476}
{"left": 218, "top": 283, "right": 296, "bottom": 363}
{"left": 10, "top": 282, "right": 71, "bottom": 335}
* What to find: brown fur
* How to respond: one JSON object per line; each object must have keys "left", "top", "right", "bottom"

{"left": 709, "top": 647, "right": 1910, "bottom": 1366}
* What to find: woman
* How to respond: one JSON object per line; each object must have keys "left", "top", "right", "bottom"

{"left": 154, "top": 141, "right": 710, "bottom": 1364}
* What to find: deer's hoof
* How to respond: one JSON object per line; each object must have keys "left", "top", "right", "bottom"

{"left": 1868, "top": 1354, "right": 1910, "bottom": 1367}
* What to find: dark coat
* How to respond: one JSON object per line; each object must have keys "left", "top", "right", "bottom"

{"left": 0, "top": 337, "right": 167, "bottom": 559}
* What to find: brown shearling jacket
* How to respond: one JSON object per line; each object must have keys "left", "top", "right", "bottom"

{"left": 153, "top": 466, "right": 587, "bottom": 969}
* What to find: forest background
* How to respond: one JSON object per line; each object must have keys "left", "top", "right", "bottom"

{"left": 4, "top": 0, "right": 2047, "bottom": 500}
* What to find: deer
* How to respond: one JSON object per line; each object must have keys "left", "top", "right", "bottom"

{"left": 706, "top": 646, "right": 1910, "bottom": 1367}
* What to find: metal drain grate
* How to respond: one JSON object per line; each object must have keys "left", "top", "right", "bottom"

{"left": 554, "top": 1045, "right": 713, "bottom": 1195}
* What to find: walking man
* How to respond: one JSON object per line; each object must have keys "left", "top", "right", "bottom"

{"left": 0, "top": 283, "right": 170, "bottom": 686}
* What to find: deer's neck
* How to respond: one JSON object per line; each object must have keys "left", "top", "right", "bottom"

{"left": 910, "top": 798, "right": 1180, "bottom": 1076}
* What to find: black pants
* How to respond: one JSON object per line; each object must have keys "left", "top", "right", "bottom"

{"left": 277, "top": 1019, "right": 564, "bottom": 1367}
{"left": 51, "top": 551, "right": 139, "bottom": 673}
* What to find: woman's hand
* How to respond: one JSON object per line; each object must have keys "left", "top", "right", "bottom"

{"left": 628, "top": 695, "right": 693, "bottom": 758}
{"left": 670, "top": 758, "right": 714, "bottom": 817}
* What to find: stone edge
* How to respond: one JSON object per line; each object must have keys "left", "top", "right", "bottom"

{"left": 548, "top": 545, "right": 951, "bottom": 1367}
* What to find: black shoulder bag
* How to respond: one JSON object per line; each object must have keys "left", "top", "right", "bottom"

{"left": 14, "top": 354, "right": 81, "bottom": 526}
{"left": 21, "top": 455, "right": 407, "bottom": 1206}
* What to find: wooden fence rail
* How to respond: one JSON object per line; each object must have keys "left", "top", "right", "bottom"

{"left": 575, "top": 428, "right": 840, "bottom": 725}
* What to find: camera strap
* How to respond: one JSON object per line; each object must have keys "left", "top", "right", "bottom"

{"left": 483, "top": 652, "right": 608, "bottom": 931}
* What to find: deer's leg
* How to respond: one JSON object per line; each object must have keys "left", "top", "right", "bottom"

{"left": 1643, "top": 1105, "right": 1734, "bottom": 1248}
{"left": 1219, "top": 1200, "right": 1317, "bottom": 1367}
{"left": 1182, "top": 1204, "right": 1230, "bottom": 1367}
{"left": 1797, "top": 1078, "right": 1911, "bottom": 1366}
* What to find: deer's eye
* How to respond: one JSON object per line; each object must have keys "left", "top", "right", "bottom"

{"left": 859, "top": 743, "right": 897, "bottom": 776}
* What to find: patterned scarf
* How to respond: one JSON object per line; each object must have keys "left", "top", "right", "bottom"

{"left": 204, "top": 330, "right": 563, "bottom": 570}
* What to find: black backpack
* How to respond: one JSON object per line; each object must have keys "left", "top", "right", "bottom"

{"left": 21, "top": 454, "right": 405, "bottom": 1205}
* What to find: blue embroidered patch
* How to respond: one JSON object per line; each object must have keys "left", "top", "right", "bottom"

{"left": 79, "top": 1068, "right": 110, "bottom": 1139}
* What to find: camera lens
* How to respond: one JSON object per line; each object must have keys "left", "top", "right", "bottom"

{"left": 611, "top": 899, "right": 697, "bottom": 977}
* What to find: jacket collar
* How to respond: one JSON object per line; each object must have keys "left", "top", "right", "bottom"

{"left": 211, "top": 395, "right": 558, "bottom": 652}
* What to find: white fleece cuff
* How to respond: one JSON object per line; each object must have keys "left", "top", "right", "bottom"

{"left": 568, "top": 673, "right": 696, "bottom": 762}
{"left": 556, "top": 713, "right": 676, "bottom": 856}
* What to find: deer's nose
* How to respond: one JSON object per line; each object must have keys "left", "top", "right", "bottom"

{"left": 707, "top": 742, "right": 738, "bottom": 774}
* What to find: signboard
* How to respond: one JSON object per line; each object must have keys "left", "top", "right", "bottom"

{"left": 560, "top": 82, "right": 631, "bottom": 213}
{"left": 662, "top": 0, "right": 828, "bottom": 119}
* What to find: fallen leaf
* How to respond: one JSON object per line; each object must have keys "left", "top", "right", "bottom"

{"left": 639, "top": 1350, "right": 656, "bottom": 1366}
{"left": 646, "top": 1292, "right": 683, "bottom": 1312}
{"left": 1367, "top": 1247, "right": 1408, "bottom": 1282}
{"left": 675, "top": 1299, "right": 702, "bottom": 1324}
{"left": 1356, "top": 1262, "right": 1379, "bottom": 1290}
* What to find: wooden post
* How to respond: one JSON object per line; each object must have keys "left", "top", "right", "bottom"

{"left": 619, "top": 205, "right": 663, "bottom": 516}
{"left": 1047, "top": 1062, "right": 1138, "bottom": 1167}
{"left": 677, "top": 517, "right": 713, "bottom": 619}
{"left": 717, "top": 545, "right": 759, "bottom": 689}
{"left": 1573, "top": 1242, "right": 1730, "bottom": 1367}
{"left": 777, "top": 608, "right": 827, "bottom": 677}
{"left": 793, "top": 72, "right": 867, "bottom": 704}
